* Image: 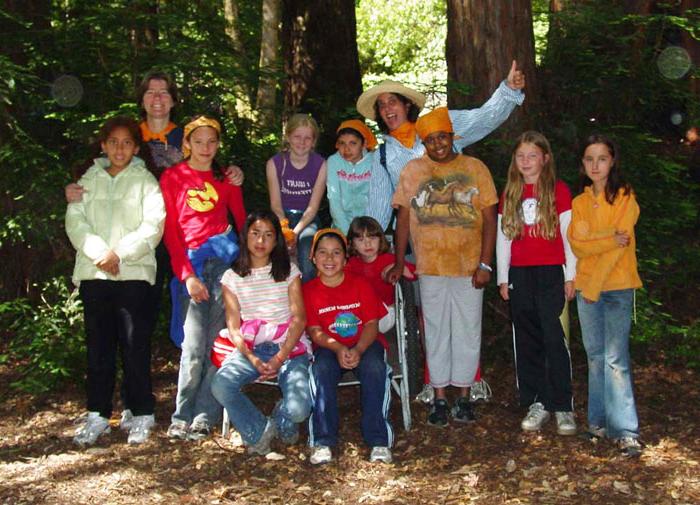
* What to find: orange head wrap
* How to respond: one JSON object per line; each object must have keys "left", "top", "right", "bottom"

{"left": 336, "top": 119, "right": 378, "bottom": 151}
{"left": 415, "top": 107, "right": 454, "bottom": 141}
{"left": 182, "top": 116, "right": 221, "bottom": 158}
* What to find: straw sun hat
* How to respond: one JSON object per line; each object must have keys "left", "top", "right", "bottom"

{"left": 356, "top": 80, "right": 427, "bottom": 121}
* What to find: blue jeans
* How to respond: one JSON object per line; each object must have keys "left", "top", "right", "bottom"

{"left": 284, "top": 209, "right": 318, "bottom": 283}
{"left": 171, "top": 257, "right": 229, "bottom": 427}
{"left": 211, "top": 342, "right": 311, "bottom": 445}
{"left": 577, "top": 289, "right": 639, "bottom": 439}
{"left": 309, "top": 341, "right": 393, "bottom": 448}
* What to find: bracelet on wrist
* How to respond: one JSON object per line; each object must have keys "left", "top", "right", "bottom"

{"left": 478, "top": 262, "right": 493, "bottom": 273}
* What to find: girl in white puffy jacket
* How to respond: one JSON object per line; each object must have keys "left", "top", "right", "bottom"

{"left": 65, "top": 116, "right": 165, "bottom": 447}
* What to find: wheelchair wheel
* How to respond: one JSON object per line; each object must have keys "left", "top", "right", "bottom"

{"left": 399, "top": 278, "right": 423, "bottom": 396}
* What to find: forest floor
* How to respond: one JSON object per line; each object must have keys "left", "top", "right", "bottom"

{"left": 0, "top": 337, "right": 698, "bottom": 505}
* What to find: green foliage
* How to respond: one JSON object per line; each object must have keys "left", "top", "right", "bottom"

{"left": 542, "top": 2, "right": 696, "bottom": 131}
{"left": 0, "top": 1, "right": 278, "bottom": 300}
{"left": 531, "top": 0, "right": 550, "bottom": 65}
{"left": 632, "top": 288, "right": 700, "bottom": 368}
{"left": 0, "top": 278, "right": 85, "bottom": 394}
{"left": 356, "top": 0, "right": 447, "bottom": 91}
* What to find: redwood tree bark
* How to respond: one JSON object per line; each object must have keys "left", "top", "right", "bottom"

{"left": 445, "top": 0, "right": 537, "bottom": 132}
{"left": 256, "top": 0, "right": 282, "bottom": 128}
{"left": 223, "top": 0, "right": 244, "bottom": 55}
{"left": 281, "top": 0, "right": 362, "bottom": 153}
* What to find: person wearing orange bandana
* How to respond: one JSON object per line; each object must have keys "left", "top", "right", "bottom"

{"left": 326, "top": 119, "right": 378, "bottom": 234}
{"left": 357, "top": 61, "right": 525, "bottom": 232}
{"left": 160, "top": 116, "right": 246, "bottom": 441}
{"left": 387, "top": 107, "right": 498, "bottom": 427}
{"left": 136, "top": 71, "right": 185, "bottom": 174}
{"left": 358, "top": 61, "right": 524, "bottom": 406}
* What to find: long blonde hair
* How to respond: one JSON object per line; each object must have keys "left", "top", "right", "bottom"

{"left": 501, "top": 131, "right": 559, "bottom": 240}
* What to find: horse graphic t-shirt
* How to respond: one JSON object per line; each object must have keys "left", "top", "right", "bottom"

{"left": 302, "top": 273, "right": 388, "bottom": 350}
{"left": 392, "top": 154, "right": 498, "bottom": 277}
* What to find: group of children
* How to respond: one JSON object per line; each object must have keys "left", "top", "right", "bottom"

{"left": 66, "top": 79, "right": 643, "bottom": 461}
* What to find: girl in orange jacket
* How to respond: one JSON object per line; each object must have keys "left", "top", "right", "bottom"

{"left": 568, "top": 133, "right": 643, "bottom": 457}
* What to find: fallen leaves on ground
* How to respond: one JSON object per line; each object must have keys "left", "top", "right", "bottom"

{"left": 0, "top": 345, "right": 698, "bottom": 504}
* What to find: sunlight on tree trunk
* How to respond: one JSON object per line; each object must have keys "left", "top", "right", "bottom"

{"left": 224, "top": 0, "right": 244, "bottom": 54}
{"left": 256, "top": 0, "right": 282, "bottom": 129}
{"left": 223, "top": 0, "right": 254, "bottom": 124}
{"left": 446, "top": 0, "right": 538, "bottom": 132}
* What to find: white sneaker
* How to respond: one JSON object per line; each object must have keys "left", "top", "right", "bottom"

{"left": 74, "top": 412, "right": 110, "bottom": 446}
{"left": 521, "top": 402, "right": 550, "bottom": 432}
{"left": 128, "top": 414, "right": 155, "bottom": 445}
{"left": 310, "top": 445, "right": 332, "bottom": 465}
{"left": 369, "top": 446, "right": 393, "bottom": 463}
{"left": 415, "top": 384, "right": 435, "bottom": 404}
{"left": 555, "top": 411, "right": 577, "bottom": 436}
{"left": 469, "top": 379, "right": 493, "bottom": 403}
{"left": 119, "top": 409, "right": 134, "bottom": 431}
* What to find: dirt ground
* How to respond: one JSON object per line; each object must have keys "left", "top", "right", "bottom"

{"left": 0, "top": 339, "right": 698, "bottom": 505}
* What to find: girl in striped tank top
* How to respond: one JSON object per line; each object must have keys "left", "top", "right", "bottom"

{"left": 211, "top": 210, "right": 312, "bottom": 456}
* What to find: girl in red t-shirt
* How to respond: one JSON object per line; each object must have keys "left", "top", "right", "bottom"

{"left": 345, "top": 216, "right": 415, "bottom": 333}
{"left": 302, "top": 229, "right": 392, "bottom": 465}
{"left": 496, "top": 131, "right": 577, "bottom": 436}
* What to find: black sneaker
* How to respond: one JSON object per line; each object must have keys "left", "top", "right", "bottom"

{"left": 428, "top": 399, "right": 449, "bottom": 427}
{"left": 451, "top": 396, "right": 476, "bottom": 423}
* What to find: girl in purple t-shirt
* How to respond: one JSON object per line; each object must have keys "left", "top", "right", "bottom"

{"left": 266, "top": 114, "right": 327, "bottom": 282}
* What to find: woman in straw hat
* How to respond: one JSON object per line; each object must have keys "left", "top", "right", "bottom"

{"left": 357, "top": 62, "right": 525, "bottom": 405}
{"left": 357, "top": 61, "right": 525, "bottom": 231}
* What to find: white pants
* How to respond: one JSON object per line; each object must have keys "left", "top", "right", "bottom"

{"left": 419, "top": 275, "right": 482, "bottom": 388}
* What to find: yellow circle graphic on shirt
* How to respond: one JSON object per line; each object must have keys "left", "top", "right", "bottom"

{"left": 186, "top": 182, "right": 219, "bottom": 212}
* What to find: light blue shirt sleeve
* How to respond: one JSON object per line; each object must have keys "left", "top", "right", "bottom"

{"left": 366, "top": 147, "right": 395, "bottom": 230}
{"left": 451, "top": 80, "right": 525, "bottom": 151}
{"left": 326, "top": 153, "right": 345, "bottom": 230}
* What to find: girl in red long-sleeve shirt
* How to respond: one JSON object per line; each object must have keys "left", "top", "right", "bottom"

{"left": 160, "top": 116, "right": 246, "bottom": 441}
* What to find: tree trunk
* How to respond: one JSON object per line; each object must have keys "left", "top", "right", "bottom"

{"left": 680, "top": 0, "right": 700, "bottom": 98}
{"left": 281, "top": 0, "right": 362, "bottom": 153}
{"left": 223, "top": 0, "right": 244, "bottom": 54}
{"left": 256, "top": 0, "right": 282, "bottom": 129}
{"left": 445, "top": 0, "right": 538, "bottom": 134}
{"left": 223, "top": 0, "right": 255, "bottom": 124}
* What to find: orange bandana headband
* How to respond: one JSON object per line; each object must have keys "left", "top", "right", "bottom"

{"left": 337, "top": 119, "right": 378, "bottom": 151}
{"left": 415, "top": 107, "right": 454, "bottom": 141}
{"left": 182, "top": 116, "right": 221, "bottom": 158}
{"left": 309, "top": 228, "right": 348, "bottom": 259}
